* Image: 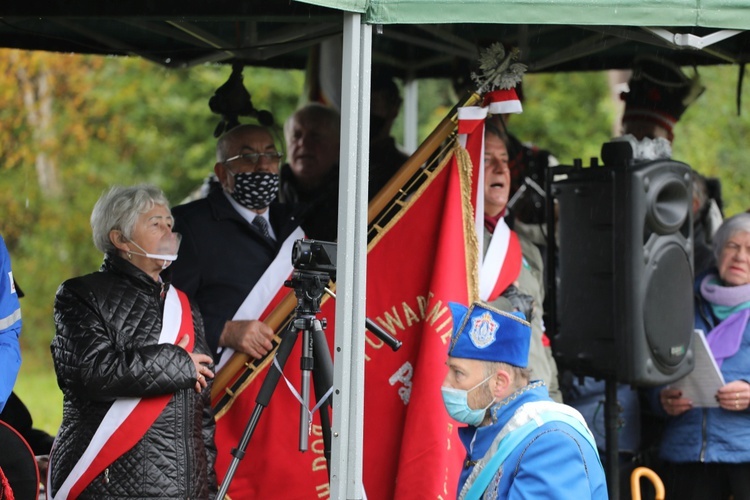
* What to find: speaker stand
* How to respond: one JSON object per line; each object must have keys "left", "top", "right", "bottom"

{"left": 604, "top": 379, "right": 620, "bottom": 500}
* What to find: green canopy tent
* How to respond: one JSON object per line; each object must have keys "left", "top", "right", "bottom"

{"left": 310, "top": 0, "right": 750, "bottom": 27}
{"left": 2, "top": 0, "right": 750, "bottom": 74}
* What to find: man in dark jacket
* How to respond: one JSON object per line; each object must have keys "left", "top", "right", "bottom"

{"left": 279, "top": 103, "right": 340, "bottom": 242}
{"left": 171, "top": 124, "right": 305, "bottom": 363}
{"left": 171, "top": 124, "right": 306, "bottom": 498}
{"left": 368, "top": 74, "right": 409, "bottom": 200}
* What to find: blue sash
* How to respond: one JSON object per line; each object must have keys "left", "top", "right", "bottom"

{"left": 465, "top": 410, "right": 600, "bottom": 500}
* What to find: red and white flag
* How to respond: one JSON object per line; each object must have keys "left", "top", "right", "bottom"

{"left": 458, "top": 98, "right": 523, "bottom": 302}
{"left": 210, "top": 141, "right": 477, "bottom": 499}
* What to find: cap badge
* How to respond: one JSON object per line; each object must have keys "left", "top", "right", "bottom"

{"left": 470, "top": 311, "right": 499, "bottom": 349}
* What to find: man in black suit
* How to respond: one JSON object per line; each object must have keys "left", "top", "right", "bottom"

{"left": 171, "top": 124, "right": 305, "bottom": 364}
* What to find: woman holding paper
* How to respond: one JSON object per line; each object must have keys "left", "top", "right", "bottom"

{"left": 658, "top": 212, "right": 750, "bottom": 499}
{"left": 48, "top": 185, "right": 217, "bottom": 499}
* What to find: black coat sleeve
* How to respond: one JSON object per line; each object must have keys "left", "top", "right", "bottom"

{"left": 52, "top": 280, "right": 198, "bottom": 401}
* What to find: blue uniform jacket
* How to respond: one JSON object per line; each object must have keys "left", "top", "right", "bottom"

{"left": 457, "top": 383, "right": 608, "bottom": 499}
{"left": 0, "top": 235, "right": 22, "bottom": 413}
{"left": 658, "top": 274, "right": 750, "bottom": 463}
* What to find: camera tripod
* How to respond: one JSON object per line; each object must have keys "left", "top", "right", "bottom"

{"left": 216, "top": 270, "right": 335, "bottom": 499}
{"left": 215, "top": 265, "right": 402, "bottom": 499}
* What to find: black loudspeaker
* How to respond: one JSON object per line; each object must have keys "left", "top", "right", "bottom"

{"left": 552, "top": 150, "right": 695, "bottom": 386}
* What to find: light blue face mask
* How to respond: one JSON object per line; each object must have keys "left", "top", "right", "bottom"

{"left": 441, "top": 374, "right": 496, "bottom": 426}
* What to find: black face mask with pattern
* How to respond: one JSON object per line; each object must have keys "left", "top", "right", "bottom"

{"left": 228, "top": 171, "right": 280, "bottom": 210}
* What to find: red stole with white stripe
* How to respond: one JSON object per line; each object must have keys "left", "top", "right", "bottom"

{"left": 480, "top": 218, "right": 523, "bottom": 302}
{"left": 213, "top": 226, "right": 305, "bottom": 370}
{"left": 50, "top": 286, "right": 194, "bottom": 500}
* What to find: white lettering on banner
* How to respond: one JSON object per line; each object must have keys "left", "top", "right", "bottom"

{"left": 388, "top": 362, "right": 413, "bottom": 405}
{"left": 373, "top": 292, "right": 453, "bottom": 340}
{"left": 312, "top": 456, "right": 327, "bottom": 472}
{"left": 316, "top": 482, "right": 331, "bottom": 499}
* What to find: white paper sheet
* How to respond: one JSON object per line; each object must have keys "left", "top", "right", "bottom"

{"left": 670, "top": 329, "right": 725, "bottom": 408}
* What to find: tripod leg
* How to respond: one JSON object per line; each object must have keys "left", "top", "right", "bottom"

{"left": 215, "top": 322, "right": 300, "bottom": 500}
{"left": 311, "top": 319, "right": 334, "bottom": 478}
{"left": 299, "top": 326, "right": 313, "bottom": 451}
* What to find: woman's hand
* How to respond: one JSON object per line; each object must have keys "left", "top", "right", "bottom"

{"left": 717, "top": 380, "right": 750, "bottom": 411}
{"left": 178, "top": 334, "right": 215, "bottom": 393}
{"left": 660, "top": 387, "right": 692, "bottom": 416}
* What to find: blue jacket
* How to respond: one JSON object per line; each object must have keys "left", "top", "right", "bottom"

{"left": 565, "top": 376, "right": 641, "bottom": 454}
{"left": 0, "top": 235, "right": 22, "bottom": 413}
{"left": 457, "top": 383, "right": 608, "bottom": 499}
{"left": 659, "top": 274, "right": 750, "bottom": 463}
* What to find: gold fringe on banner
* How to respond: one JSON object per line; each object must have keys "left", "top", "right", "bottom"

{"left": 453, "top": 144, "right": 480, "bottom": 305}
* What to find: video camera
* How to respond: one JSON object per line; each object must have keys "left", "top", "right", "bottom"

{"left": 285, "top": 239, "right": 337, "bottom": 315}
{"left": 292, "top": 239, "right": 337, "bottom": 280}
{"left": 287, "top": 238, "right": 401, "bottom": 349}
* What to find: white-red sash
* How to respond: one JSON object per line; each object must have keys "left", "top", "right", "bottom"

{"left": 480, "top": 218, "right": 523, "bottom": 303}
{"left": 214, "top": 227, "right": 305, "bottom": 370}
{"left": 457, "top": 97, "right": 524, "bottom": 304}
{"left": 49, "top": 287, "right": 194, "bottom": 500}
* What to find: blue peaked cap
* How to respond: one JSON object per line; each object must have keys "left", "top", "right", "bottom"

{"left": 447, "top": 301, "right": 531, "bottom": 368}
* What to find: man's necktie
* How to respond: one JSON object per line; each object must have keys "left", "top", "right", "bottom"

{"left": 252, "top": 216, "right": 272, "bottom": 239}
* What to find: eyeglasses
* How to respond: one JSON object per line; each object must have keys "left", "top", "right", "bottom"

{"left": 224, "top": 151, "right": 283, "bottom": 166}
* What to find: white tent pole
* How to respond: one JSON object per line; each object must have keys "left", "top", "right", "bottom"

{"left": 403, "top": 72, "right": 418, "bottom": 154}
{"left": 331, "top": 11, "right": 371, "bottom": 500}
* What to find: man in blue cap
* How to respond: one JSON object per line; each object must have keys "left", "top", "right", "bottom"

{"left": 442, "top": 301, "right": 607, "bottom": 499}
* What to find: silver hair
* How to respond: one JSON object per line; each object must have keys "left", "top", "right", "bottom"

{"left": 283, "top": 103, "right": 341, "bottom": 145}
{"left": 712, "top": 212, "right": 750, "bottom": 261}
{"left": 215, "top": 124, "right": 274, "bottom": 163}
{"left": 90, "top": 184, "right": 170, "bottom": 254}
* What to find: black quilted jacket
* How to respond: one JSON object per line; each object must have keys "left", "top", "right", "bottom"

{"left": 49, "top": 254, "right": 217, "bottom": 499}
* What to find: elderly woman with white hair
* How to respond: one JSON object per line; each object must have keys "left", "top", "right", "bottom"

{"left": 658, "top": 212, "right": 750, "bottom": 499}
{"left": 48, "top": 184, "right": 217, "bottom": 499}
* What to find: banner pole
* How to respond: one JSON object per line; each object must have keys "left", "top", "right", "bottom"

{"left": 367, "top": 91, "right": 480, "bottom": 221}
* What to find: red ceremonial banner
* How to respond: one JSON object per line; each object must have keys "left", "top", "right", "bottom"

{"left": 212, "top": 142, "right": 476, "bottom": 499}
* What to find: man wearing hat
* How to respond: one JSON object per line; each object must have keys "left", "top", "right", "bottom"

{"left": 620, "top": 54, "right": 704, "bottom": 143}
{"left": 443, "top": 301, "right": 607, "bottom": 499}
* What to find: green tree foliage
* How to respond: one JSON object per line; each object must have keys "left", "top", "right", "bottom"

{"left": 672, "top": 65, "right": 750, "bottom": 215}
{"left": 0, "top": 49, "right": 303, "bottom": 361}
{"left": 509, "top": 72, "right": 614, "bottom": 166}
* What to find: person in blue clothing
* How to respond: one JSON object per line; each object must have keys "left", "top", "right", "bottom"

{"left": 0, "top": 234, "right": 22, "bottom": 414}
{"left": 442, "top": 301, "right": 607, "bottom": 499}
{"left": 657, "top": 212, "right": 750, "bottom": 500}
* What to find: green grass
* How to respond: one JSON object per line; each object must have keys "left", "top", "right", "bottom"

{"left": 14, "top": 348, "right": 62, "bottom": 437}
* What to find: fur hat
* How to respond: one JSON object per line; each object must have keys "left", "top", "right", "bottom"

{"left": 621, "top": 55, "right": 705, "bottom": 139}
{"left": 447, "top": 302, "right": 531, "bottom": 367}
